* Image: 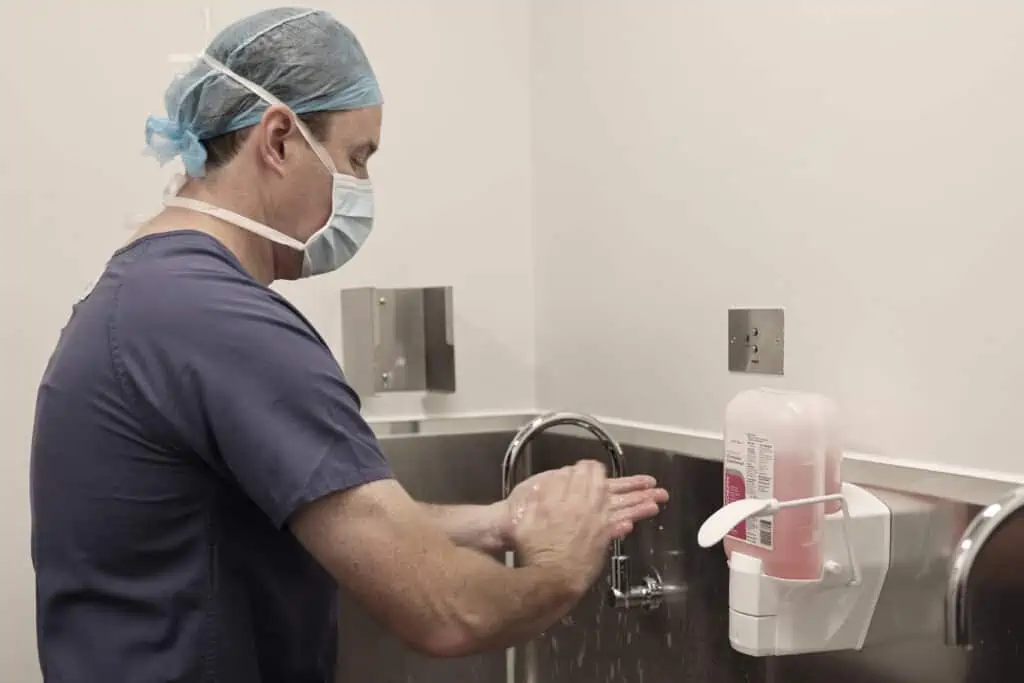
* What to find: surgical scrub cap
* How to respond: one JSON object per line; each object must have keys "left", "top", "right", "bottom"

{"left": 145, "top": 7, "right": 383, "bottom": 177}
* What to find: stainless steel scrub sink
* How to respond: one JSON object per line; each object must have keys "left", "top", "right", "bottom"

{"left": 335, "top": 429, "right": 1024, "bottom": 683}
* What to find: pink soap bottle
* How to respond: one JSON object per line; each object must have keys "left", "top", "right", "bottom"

{"left": 812, "top": 394, "right": 843, "bottom": 515}
{"left": 722, "top": 389, "right": 827, "bottom": 581}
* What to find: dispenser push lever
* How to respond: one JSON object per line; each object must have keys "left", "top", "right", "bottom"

{"left": 698, "top": 493, "right": 861, "bottom": 586}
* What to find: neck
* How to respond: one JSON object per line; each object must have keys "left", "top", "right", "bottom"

{"left": 138, "top": 171, "right": 282, "bottom": 285}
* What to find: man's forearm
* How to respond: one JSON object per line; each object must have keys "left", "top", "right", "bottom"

{"left": 431, "top": 546, "right": 583, "bottom": 656}
{"left": 420, "top": 502, "right": 508, "bottom": 553}
{"left": 291, "top": 480, "right": 584, "bottom": 659}
{"left": 419, "top": 504, "right": 587, "bottom": 655}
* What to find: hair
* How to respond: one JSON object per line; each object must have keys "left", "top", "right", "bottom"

{"left": 202, "top": 110, "right": 333, "bottom": 171}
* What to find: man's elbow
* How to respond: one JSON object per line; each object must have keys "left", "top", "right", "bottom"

{"left": 403, "top": 610, "right": 495, "bottom": 658}
{"left": 412, "top": 628, "right": 480, "bottom": 658}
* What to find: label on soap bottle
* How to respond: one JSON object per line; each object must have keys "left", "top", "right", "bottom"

{"left": 724, "top": 431, "right": 775, "bottom": 549}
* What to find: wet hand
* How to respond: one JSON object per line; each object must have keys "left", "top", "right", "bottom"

{"left": 507, "top": 461, "right": 611, "bottom": 593}
{"left": 501, "top": 469, "right": 669, "bottom": 549}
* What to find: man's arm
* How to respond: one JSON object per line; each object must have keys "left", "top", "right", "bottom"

{"left": 291, "top": 479, "right": 584, "bottom": 657}
{"left": 114, "top": 273, "right": 610, "bottom": 657}
{"left": 419, "top": 502, "right": 508, "bottom": 553}
{"left": 420, "top": 474, "right": 670, "bottom": 553}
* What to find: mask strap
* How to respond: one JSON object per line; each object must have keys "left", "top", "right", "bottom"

{"left": 162, "top": 176, "right": 306, "bottom": 252}
{"left": 200, "top": 54, "right": 339, "bottom": 174}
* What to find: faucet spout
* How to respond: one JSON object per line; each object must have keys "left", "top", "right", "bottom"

{"left": 502, "top": 412, "right": 667, "bottom": 611}
{"left": 946, "top": 485, "right": 1024, "bottom": 646}
{"left": 502, "top": 412, "right": 624, "bottom": 496}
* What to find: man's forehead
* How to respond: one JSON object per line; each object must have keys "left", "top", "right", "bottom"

{"left": 329, "top": 106, "right": 382, "bottom": 147}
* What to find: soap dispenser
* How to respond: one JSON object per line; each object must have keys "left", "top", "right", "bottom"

{"left": 702, "top": 389, "right": 892, "bottom": 657}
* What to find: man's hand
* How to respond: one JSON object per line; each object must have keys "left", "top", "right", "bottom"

{"left": 507, "top": 461, "right": 612, "bottom": 595}
{"left": 499, "top": 468, "right": 669, "bottom": 551}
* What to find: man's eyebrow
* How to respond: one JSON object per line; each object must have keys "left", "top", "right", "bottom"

{"left": 354, "top": 140, "right": 379, "bottom": 156}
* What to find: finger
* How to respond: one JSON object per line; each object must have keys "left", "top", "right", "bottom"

{"left": 610, "top": 500, "right": 662, "bottom": 528}
{"left": 578, "top": 460, "right": 608, "bottom": 508}
{"left": 608, "top": 519, "right": 634, "bottom": 540}
{"left": 560, "top": 464, "right": 581, "bottom": 498}
{"left": 592, "top": 461, "right": 610, "bottom": 501}
{"left": 607, "top": 475, "right": 657, "bottom": 495}
{"left": 619, "top": 488, "right": 669, "bottom": 510}
{"left": 609, "top": 489, "right": 668, "bottom": 513}
{"left": 563, "top": 461, "right": 591, "bottom": 499}
{"left": 572, "top": 460, "right": 604, "bottom": 478}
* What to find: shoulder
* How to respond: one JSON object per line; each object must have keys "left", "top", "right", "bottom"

{"left": 112, "top": 233, "right": 326, "bottom": 361}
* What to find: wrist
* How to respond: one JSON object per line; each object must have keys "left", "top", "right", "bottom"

{"left": 521, "top": 552, "right": 588, "bottom": 600}
{"left": 488, "top": 500, "right": 515, "bottom": 552}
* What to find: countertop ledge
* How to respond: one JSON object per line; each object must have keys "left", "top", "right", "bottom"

{"left": 366, "top": 410, "right": 1024, "bottom": 506}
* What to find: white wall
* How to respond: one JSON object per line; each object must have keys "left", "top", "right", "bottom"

{"left": 533, "top": 2, "right": 1024, "bottom": 476}
{"left": 0, "top": 1, "right": 532, "bottom": 678}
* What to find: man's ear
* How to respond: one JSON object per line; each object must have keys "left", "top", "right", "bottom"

{"left": 255, "top": 104, "right": 297, "bottom": 176}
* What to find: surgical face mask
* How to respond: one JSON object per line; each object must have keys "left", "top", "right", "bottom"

{"left": 162, "top": 54, "right": 375, "bottom": 278}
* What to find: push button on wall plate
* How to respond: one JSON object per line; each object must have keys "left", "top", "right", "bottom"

{"left": 728, "top": 308, "right": 785, "bottom": 375}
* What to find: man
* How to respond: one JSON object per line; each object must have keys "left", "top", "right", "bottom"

{"left": 29, "top": 7, "right": 668, "bottom": 683}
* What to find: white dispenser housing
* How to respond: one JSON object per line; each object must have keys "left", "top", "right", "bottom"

{"left": 700, "top": 485, "right": 892, "bottom": 656}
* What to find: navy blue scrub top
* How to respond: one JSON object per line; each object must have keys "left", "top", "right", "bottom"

{"left": 30, "top": 230, "right": 393, "bottom": 683}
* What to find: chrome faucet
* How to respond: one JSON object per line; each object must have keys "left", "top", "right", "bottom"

{"left": 945, "top": 485, "right": 1024, "bottom": 645}
{"left": 502, "top": 412, "right": 667, "bottom": 610}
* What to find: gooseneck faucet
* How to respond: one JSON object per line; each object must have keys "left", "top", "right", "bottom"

{"left": 502, "top": 412, "right": 667, "bottom": 610}
{"left": 946, "top": 485, "right": 1024, "bottom": 645}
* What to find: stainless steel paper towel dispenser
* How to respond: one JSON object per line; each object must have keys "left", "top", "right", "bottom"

{"left": 340, "top": 287, "right": 456, "bottom": 397}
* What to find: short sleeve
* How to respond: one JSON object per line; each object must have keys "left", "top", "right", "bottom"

{"left": 112, "top": 259, "right": 393, "bottom": 527}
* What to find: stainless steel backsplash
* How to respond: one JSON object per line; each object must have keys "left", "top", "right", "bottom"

{"left": 336, "top": 431, "right": 1024, "bottom": 683}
